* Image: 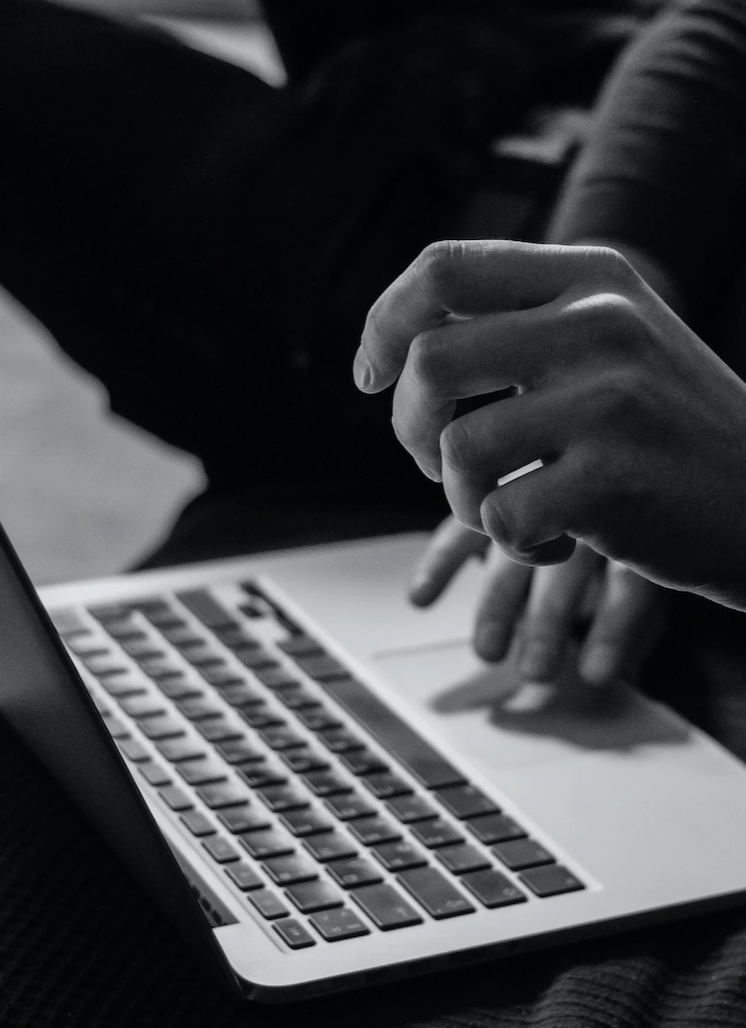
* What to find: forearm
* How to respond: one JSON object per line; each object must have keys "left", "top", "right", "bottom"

{"left": 549, "top": 0, "right": 746, "bottom": 328}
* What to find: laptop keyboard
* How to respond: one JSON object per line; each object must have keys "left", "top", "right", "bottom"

{"left": 51, "top": 583, "right": 584, "bottom": 951}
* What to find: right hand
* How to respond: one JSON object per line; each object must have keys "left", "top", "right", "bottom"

{"left": 410, "top": 516, "right": 666, "bottom": 692}
{"left": 356, "top": 240, "right": 746, "bottom": 610}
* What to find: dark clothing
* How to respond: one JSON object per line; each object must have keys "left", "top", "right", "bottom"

{"left": 552, "top": 0, "right": 746, "bottom": 338}
{"left": 0, "top": 0, "right": 650, "bottom": 501}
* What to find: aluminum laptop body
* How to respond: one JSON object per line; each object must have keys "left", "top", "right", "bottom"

{"left": 3, "top": 526, "right": 746, "bottom": 1002}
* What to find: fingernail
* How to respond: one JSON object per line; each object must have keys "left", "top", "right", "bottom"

{"left": 409, "top": 576, "right": 435, "bottom": 607}
{"left": 353, "top": 347, "right": 372, "bottom": 391}
{"left": 580, "top": 644, "right": 618, "bottom": 686}
{"left": 475, "top": 622, "right": 507, "bottom": 662}
{"left": 519, "top": 641, "right": 556, "bottom": 682}
{"left": 503, "top": 682, "right": 555, "bottom": 713}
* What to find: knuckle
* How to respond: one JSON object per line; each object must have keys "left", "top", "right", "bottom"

{"left": 408, "top": 328, "right": 449, "bottom": 387}
{"left": 417, "top": 239, "right": 462, "bottom": 288}
{"left": 587, "top": 244, "right": 636, "bottom": 285}
{"left": 440, "top": 417, "right": 476, "bottom": 473}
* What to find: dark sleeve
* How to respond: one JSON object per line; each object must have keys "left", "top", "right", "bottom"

{"left": 0, "top": 0, "right": 292, "bottom": 469}
{"left": 550, "top": 0, "right": 746, "bottom": 324}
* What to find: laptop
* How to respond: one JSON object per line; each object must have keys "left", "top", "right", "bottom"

{"left": 2, "top": 524, "right": 746, "bottom": 1002}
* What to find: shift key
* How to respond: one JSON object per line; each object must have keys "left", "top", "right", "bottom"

{"left": 397, "top": 867, "right": 475, "bottom": 919}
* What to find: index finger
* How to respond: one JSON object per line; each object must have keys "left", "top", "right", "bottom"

{"left": 355, "top": 239, "right": 617, "bottom": 394}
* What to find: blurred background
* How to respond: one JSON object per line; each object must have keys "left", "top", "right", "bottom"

{"left": 0, "top": 1, "right": 284, "bottom": 585}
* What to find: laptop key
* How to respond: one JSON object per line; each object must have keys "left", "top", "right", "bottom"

{"left": 309, "top": 907, "right": 370, "bottom": 941}
{"left": 117, "top": 738, "right": 150, "bottom": 763}
{"left": 434, "top": 843, "right": 491, "bottom": 875}
{"left": 295, "top": 707, "right": 342, "bottom": 732}
{"left": 285, "top": 879, "right": 343, "bottom": 913}
{"left": 255, "top": 784, "right": 310, "bottom": 813}
{"left": 273, "top": 919, "right": 317, "bottom": 949}
{"left": 155, "top": 676, "right": 202, "bottom": 700}
{"left": 225, "top": 863, "right": 263, "bottom": 891}
{"left": 280, "top": 747, "right": 329, "bottom": 775}
{"left": 218, "top": 807, "right": 271, "bottom": 834}
{"left": 254, "top": 665, "right": 301, "bottom": 689}
{"left": 274, "top": 685, "right": 319, "bottom": 710}
{"left": 118, "top": 695, "right": 166, "bottom": 719}
{"left": 436, "top": 785, "right": 500, "bottom": 820}
{"left": 397, "top": 867, "right": 475, "bottom": 920}
{"left": 317, "top": 728, "right": 366, "bottom": 754}
{"left": 175, "top": 697, "right": 223, "bottom": 721}
{"left": 258, "top": 726, "right": 306, "bottom": 751}
{"left": 262, "top": 854, "right": 318, "bottom": 886}
{"left": 409, "top": 819, "right": 465, "bottom": 849}
{"left": 339, "top": 750, "right": 389, "bottom": 776}
{"left": 120, "top": 637, "right": 165, "bottom": 661}
{"left": 139, "top": 656, "right": 186, "bottom": 680}
{"left": 303, "top": 833, "right": 358, "bottom": 863}
{"left": 237, "top": 763, "right": 288, "bottom": 789}
{"left": 194, "top": 718, "right": 243, "bottom": 744}
{"left": 302, "top": 770, "right": 352, "bottom": 798}
{"left": 234, "top": 646, "right": 277, "bottom": 671}
{"left": 218, "top": 681, "right": 265, "bottom": 706}
{"left": 103, "top": 715, "right": 129, "bottom": 739}
{"left": 371, "top": 841, "right": 427, "bottom": 872}
{"left": 351, "top": 884, "right": 423, "bottom": 930}
{"left": 159, "top": 785, "right": 193, "bottom": 811}
{"left": 179, "top": 811, "right": 215, "bottom": 837}
{"left": 466, "top": 813, "right": 527, "bottom": 845}
{"left": 324, "top": 793, "right": 376, "bottom": 821}
{"left": 519, "top": 865, "right": 585, "bottom": 897}
{"left": 279, "top": 808, "right": 335, "bottom": 837}
{"left": 325, "top": 855, "right": 383, "bottom": 889}
{"left": 99, "top": 674, "right": 147, "bottom": 698}
{"left": 239, "top": 707, "right": 286, "bottom": 730}
{"left": 461, "top": 869, "right": 528, "bottom": 908}
{"left": 138, "top": 761, "right": 172, "bottom": 787}
{"left": 239, "top": 829, "right": 294, "bottom": 860}
{"left": 196, "top": 781, "right": 250, "bottom": 809}
{"left": 361, "top": 772, "right": 412, "bottom": 800}
{"left": 292, "top": 653, "right": 349, "bottom": 682}
{"left": 176, "top": 761, "right": 226, "bottom": 786}
{"left": 176, "top": 589, "right": 238, "bottom": 630}
{"left": 215, "top": 739, "right": 264, "bottom": 764}
{"left": 157, "top": 738, "right": 206, "bottom": 762}
{"left": 138, "top": 714, "right": 186, "bottom": 740}
{"left": 277, "top": 636, "right": 323, "bottom": 658}
{"left": 248, "top": 889, "right": 291, "bottom": 920}
{"left": 385, "top": 794, "right": 439, "bottom": 824}
{"left": 493, "top": 839, "right": 555, "bottom": 871}
{"left": 348, "top": 816, "right": 401, "bottom": 846}
{"left": 82, "top": 653, "right": 129, "bottom": 677}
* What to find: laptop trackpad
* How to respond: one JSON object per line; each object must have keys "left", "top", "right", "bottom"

{"left": 373, "top": 641, "right": 688, "bottom": 774}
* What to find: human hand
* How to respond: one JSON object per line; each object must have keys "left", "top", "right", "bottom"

{"left": 410, "top": 517, "right": 664, "bottom": 690}
{"left": 354, "top": 240, "right": 746, "bottom": 610}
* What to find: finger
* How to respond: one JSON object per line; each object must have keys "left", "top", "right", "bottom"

{"left": 391, "top": 307, "right": 571, "bottom": 481}
{"left": 409, "top": 517, "right": 489, "bottom": 607}
{"left": 439, "top": 391, "right": 572, "bottom": 532}
{"left": 516, "top": 545, "right": 602, "bottom": 682}
{"left": 480, "top": 458, "right": 579, "bottom": 566}
{"left": 472, "top": 545, "right": 533, "bottom": 662}
{"left": 355, "top": 239, "right": 626, "bottom": 393}
{"left": 579, "top": 563, "right": 663, "bottom": 685}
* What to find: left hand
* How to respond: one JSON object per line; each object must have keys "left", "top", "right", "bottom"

{"left": 409, "top": 516, "right": 665, "bottom": 688}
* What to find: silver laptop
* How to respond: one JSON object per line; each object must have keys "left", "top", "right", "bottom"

{"left": 3, "top": 524, "right": 746, "bottom": 1002}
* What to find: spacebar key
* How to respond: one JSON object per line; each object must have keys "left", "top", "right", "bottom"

{"left": 321, "top": 677, "right": 465, "bottom": 789}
